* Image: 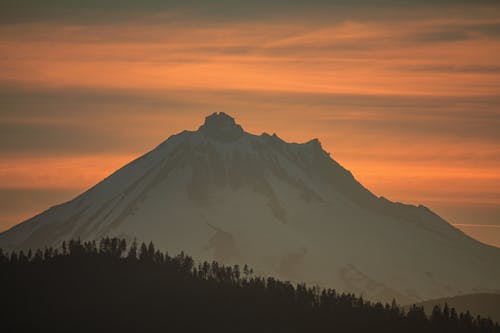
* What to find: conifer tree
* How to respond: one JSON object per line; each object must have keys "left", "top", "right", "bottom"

{"left": 127, "top": 239, "right": 138, "bottom": 260}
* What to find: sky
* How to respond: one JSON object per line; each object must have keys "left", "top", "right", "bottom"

{"left": 1, "top": 0, "right": 500, "bottom": 247}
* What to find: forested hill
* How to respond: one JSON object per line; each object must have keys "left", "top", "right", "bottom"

{"left": 1, "top": 238, "right": 498, "bottom": 333}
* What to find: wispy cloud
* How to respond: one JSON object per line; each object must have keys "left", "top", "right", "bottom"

{"left": 453, "top": 224, "right": 500, "bottom": 228}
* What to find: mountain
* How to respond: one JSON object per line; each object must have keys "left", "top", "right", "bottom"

{"left": 417, "top": 293, "right": 500, "bottom": 323}
{"left": 1, "top": 112, "right": 499, "bottom": 303}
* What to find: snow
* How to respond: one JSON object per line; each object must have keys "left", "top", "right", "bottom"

{"left": 1, "top": 112, "right": 499, "bottom": 303}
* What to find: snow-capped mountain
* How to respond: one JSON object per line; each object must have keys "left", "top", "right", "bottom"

{"left": 1, "top": 112, "right": 499, "bottom": 303}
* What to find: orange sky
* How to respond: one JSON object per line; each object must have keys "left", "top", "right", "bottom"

{"left": 1, "top": 2, "right": 500, "bottom": 246}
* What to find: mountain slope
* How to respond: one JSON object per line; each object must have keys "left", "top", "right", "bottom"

{"left": 417, "top": 294, "right": 500, "bottom": 323}
{"left": 1, "top": 112, "right": 499, "bottom": 303}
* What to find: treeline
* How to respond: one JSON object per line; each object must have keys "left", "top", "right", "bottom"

{"left": 0, "top": 238, "right": 498, "bottom": 333}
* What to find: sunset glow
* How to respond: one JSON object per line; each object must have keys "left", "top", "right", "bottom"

{"left": 1, "top": 2, "right": 500, "bottom": 246}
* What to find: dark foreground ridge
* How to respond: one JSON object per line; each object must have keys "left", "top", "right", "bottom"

{"left": 1, "top": 239, "right": 498, "bottom": 333}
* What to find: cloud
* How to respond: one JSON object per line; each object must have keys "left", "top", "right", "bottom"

{"left": 2, "top": 15, "right": 500, "bottom": 99}
{"left": 2, "top": 85, "right": 500, "bottom": 156}
{"left": 2, "top": 0, "right": 499, "bottom": 26}
{"left": 453, "top": 224, "right": 500, "bottom": 228}
{"left": 470, "top": 22, "right": 500, "bottom": 37}
{"left": 408, "top": 21, "right": 500, "bottom": 43}
{"left": 400, "top": 64, "right": 500, "bottom": 73}
{"left": 411, "top": 30, "right": 471, "bottom": 42}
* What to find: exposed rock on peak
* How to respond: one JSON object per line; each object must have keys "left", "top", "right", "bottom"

{"left": 199, "top": 112, "right": 244, "bottom": 142}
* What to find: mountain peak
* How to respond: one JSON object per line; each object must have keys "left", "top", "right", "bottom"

{"left": 199, "top": 112, "right": 244, "bottom": 141}
{"left": 203, "top": 112, "right": 236, "bottom": 126}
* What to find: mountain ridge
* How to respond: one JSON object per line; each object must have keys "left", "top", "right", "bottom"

{"left": 416, "top": 293, "right": 500, "bottom": 323}
{"left": 1, "top": 112, "right": 499, "bottom": 304}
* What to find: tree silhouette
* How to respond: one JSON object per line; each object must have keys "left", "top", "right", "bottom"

{"left": 1, "top": 238, "right": 499, "bottom": 333}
